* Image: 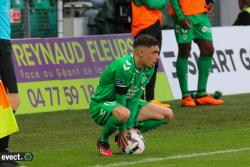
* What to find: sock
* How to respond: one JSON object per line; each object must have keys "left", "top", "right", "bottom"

{"left": 176, "top": 56, "right": 189, "bottom": 97}
{"left": 0, "top": 135, "right": 9, "bottom": 152}
{"left": 99, "top": 115, "right": 123, "bottom": 142}
{"left": 197, "top": 56, "right": 212, "bottom": 97}
{"left": 134, "top": 119, "right": 168, "bottom": 133}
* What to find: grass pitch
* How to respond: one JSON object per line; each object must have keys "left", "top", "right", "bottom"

{"left": 11, "top": 93, "right": 250, "bottom": 167}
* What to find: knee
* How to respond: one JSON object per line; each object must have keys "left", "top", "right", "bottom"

{"left": 113, "top": 106, "right": 130, "bottom": 123}
{"left": 178, "top": 45, "right": 191, "bottom": 58}
{"left": 201, "top": 45, "right": 214, "bottom": 56}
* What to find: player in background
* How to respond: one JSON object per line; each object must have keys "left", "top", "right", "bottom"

{"left": 169, "top": 0, "right": 224, "bottom": 107}
{"left": 89, "top": 34, "right": 173, "bottom": 156}
{"left": 233, "top": 0, "right": 250, "bottom": 25}
{"left": 131, "top": 0, "right": 170, "bottom": 108}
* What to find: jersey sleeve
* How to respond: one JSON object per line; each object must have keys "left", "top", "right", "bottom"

{"left": 170, "top": 0, "right": 185, "bottom": 20}
{"left": 114, "top": 60, "right": 132, "bottom": 107}
{"left": 124, "top": 68, "right": 154, "bottom": 130}
{"left": 125, "top": 98, "right": 140, "bottom": 129}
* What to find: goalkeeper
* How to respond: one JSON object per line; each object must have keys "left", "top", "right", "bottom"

{"left": 89, "top": 34, "right": 173, "bottom": 156}
{"left": 169, "top": 0, "right": 224, "bottom": 107}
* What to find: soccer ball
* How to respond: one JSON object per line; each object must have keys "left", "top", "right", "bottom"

{"left": 121, "top": 130, "right": 145, "bottom": 155}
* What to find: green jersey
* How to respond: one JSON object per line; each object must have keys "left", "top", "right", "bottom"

{"left": 90, "top": 53, "right": 154, "bottom": 129}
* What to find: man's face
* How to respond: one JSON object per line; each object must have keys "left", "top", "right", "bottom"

{"left": 141, "top": 45, "right": 160, "bottom": 68}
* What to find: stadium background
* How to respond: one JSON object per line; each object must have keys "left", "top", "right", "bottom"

{"left": 5, "top": 0, "right": 250, "bottom": 166}
{"left": 11, "top": 0, "right": 239, "bottom": 39}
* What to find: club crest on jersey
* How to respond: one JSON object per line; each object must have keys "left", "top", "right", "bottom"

{"left": 123, "top": 60, "right": 132, "bottom": 71}
{"left": 201, "top": 26, "right": 211, "bottom": 33}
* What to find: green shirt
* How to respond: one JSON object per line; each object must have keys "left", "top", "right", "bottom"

{"left": 90, "top": 53, "right": 154, "bottom": 129}
{"left": 134, "top": 0, "right": 166, "bottom": 9}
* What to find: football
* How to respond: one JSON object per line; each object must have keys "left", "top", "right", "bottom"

{"left": 121, "top": 130, "right": 145, "bottom": 155}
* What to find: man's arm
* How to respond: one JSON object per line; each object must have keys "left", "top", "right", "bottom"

{"left": 0, "top": 41, "right": 20, "bottom": 111}
{"left": 0, "top": 42, "right": 18, "bottom": 94}
{"left": 124, "top": 98, "right": 140, "bottom": 130}
{"left": 170, "top": 0, "right": 185, "bottom": 20}
{"left": 116, "top": 97, "right": 140, "bottom": 149}
{"left": 170, "top": 0, "right": 192, "bottom": 29}
{"left": 115, "top": 85, "right": 128, "bottom": 106}
{"left": 113, "top": 59, "right": 131, "bottom": 106}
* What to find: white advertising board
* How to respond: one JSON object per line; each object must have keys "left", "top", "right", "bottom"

{"left": 161, "top": 26, "right": 250, "bottom": 99}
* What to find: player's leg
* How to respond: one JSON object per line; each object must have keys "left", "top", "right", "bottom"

{"left": 134, "top": 101, "right": 173, "bottom": 133}
{"left": 193, "top": 13, "right": 214, "bottom": 97}
{"left": 172, "top": 16, "right": 196, "bottom": 107}
{"left": 195, "top": 39, "right": 214, "bottom": 96}
{"left": 177, "top": 43, "right": 191, "bottom": 97}
{"left": 99, "top": 105, "right": 130, "bottom": 142}
{"left": 177, "top": 43, "right": 197, "bottom": 107}
{"left": 0, "top": 136, "right": 9, "bottom": 152}
{"left": 90, "top": 102, "right": 130, "bottom": 156}
{"left": 193, "top": 14, "right": 223, "bottom": 105}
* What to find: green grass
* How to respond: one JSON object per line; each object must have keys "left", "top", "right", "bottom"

{"left": 10, "top": 93, "right": 250, "bottom": 167}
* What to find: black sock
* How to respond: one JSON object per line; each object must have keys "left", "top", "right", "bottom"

{"left": 0, "top": 135, "right": 9, "bottom": 153}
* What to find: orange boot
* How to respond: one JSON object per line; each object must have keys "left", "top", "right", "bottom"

{"left": 181, "top": 96, "right": 196, "bottom": 107}
{"left": 151, "top": 99, "right": 171, "bottom": 108}
{"left": 195, "top": 94, "right": 224, "bottom": 105}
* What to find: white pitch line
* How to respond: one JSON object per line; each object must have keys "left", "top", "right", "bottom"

{"left": 93, "top": 147, "right": 250, "bottom": 167}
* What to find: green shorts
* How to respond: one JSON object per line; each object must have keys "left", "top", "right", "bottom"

{"left": 89, "top": 100, "right": 149, "bottom": 126}
{"left": 172, "top": 13, "right": 213, "bottom": 43}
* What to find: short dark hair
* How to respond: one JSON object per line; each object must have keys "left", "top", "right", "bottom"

{"left": 133, "top": 34, "right": 160, "bottom": 48}
{"left": 240, "top": 0, "right": 250, "bottom": 4}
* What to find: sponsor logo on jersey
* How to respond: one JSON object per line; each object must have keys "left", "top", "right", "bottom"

{"left": 202, "top": 26, "right": 208, "bottom": 33}
{"left": 126, "top": 86, "right": 139, "bottom": 99}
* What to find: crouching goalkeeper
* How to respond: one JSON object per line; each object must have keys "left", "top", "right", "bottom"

{"left": 89, "top": 34, "right": 174, "bottom": 156}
